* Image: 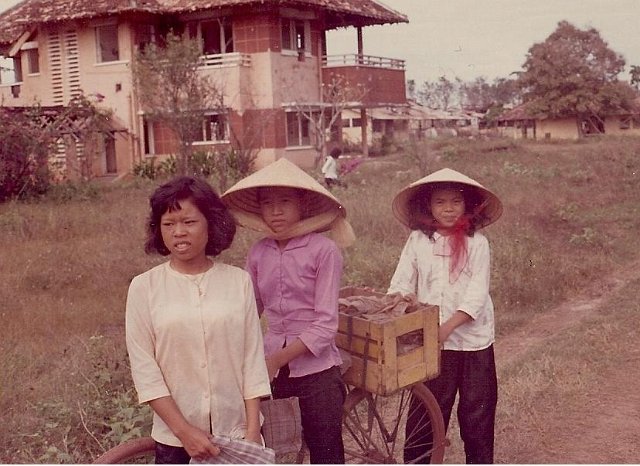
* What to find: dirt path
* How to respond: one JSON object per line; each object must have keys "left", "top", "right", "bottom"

{"left": 493, "top": 259, "right": 640, "bottom": 463}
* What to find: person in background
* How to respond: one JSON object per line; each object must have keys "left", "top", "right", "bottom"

{"left": 126, "top": 176, "right": 271, "bottom": 464}
{"left": 222, "top": 158, "right": 355, "bottom": 464}
{"left": 387, "top": 167, "right": 503, "bottom": 464}
{"left": 321, "top": 147, "right": 342, "bottom": 189}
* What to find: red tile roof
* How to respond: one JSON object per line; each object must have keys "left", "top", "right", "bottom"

{"left": 0, "top": 0, "right": 408, "bottom": 47}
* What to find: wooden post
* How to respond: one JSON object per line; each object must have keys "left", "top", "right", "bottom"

{"left": 357, "top": 27, "right": 363, "bottom": 64}
{"left": 360, "top": 107, "right": 368, "bottom": 157}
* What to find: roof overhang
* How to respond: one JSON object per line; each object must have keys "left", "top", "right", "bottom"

{"left": 0, "top": 0, "right": 408, "bottom": 46}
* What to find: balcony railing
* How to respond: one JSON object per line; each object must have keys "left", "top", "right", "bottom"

{"left": 198, "top": 52, "right": 251, "bottom": 69}
{"left": 322, "top": 54, "right": 405, "bottom": 70}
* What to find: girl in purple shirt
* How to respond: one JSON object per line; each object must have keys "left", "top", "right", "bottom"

{"left": 222, "top": 158, "right": 355, "bottom": 464}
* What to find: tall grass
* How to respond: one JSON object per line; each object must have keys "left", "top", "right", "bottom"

{"left": 1, "top": 136, "right": 640, "bottom": 462}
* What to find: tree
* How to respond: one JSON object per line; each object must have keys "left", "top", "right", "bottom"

{"left": 630, "top": 65, "right": 640, "bottom": 90}
{"left": 56, "top": 95, "right": 117, "bottom": 180}
{"left": 0, "top": 95, "right": 114, "bottom": 201}
{"left": 419, "top": 76, "right": 457, "bottom": 110}
{"left": 406, "top": 79, "right": 417, "bottom": 101}
{"left": 285, "top": 75, "right": 367, "bottom": 162}
{"left": 133, "top": 32, "right": 225, "bottom": 174}
{"left": 518, "top": 21, "right": 635, "bottom": 136}
{"left": 460, "top": 76, "right": 521, "bottom": 113}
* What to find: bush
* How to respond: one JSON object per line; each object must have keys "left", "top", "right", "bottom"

{"left": 211, "top": 148, "right": 257, "bottom": 191}
{"left": 0, "top": 108, "right": 52, "bottom": 201}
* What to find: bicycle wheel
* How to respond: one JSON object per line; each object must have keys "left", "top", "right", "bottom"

{"left": 92, "top": 436, "right": 155, "bottom": 464}
{"left": 342, "top": 384, "right": 446, "bottom": 464}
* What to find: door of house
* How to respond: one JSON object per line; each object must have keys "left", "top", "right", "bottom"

{"left": 105, "top": 133, "right": 117, "bottom": 174}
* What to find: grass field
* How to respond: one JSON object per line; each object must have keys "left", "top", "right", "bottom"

{"left": 1, "top": 135, "right": 639, "bottom": 462}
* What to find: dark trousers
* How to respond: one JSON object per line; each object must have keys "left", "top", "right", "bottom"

{"left": 272, "top": 365, "right": 346, "bottom": 464}
{"left": 154, "top": 442, "right": 190, "bottom": 464}
{"left": 405, "top": 345, "right": 498, "bottom": 464}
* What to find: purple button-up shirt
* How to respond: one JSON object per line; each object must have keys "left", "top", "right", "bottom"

{"left": 246, "top": 232, "right": 343, "bottom": 377}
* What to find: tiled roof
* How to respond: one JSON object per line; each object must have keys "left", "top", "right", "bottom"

{"left": 497, "top": 95, "right": 640, "bottom": 121}
{"left": 0, "top": 0, "right": 408, "bottom": 47}
{"left": 496, "top": 104, "right": 534, "bottom": 121}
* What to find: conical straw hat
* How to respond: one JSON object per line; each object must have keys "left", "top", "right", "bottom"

{"left": 221, "top": 158, "right": 355, "bottom": 247}
{"left": 392, "top": 168, "right": 503, "bottom": 229}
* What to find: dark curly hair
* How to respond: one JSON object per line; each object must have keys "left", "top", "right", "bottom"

{"left": 145, "top": 176, "right": 236, "bottom": 257}
{"left": 408, "top": 181, "right": 488, "bottom": 239}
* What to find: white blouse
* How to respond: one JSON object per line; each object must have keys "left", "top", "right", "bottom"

{"left": 321, "top": 156, "right": 338, "bottom": 179}
{"left": 388, "top": 230, "right": 495, "bottom": 351}
{"left": 126, "top": 261, "right": 271, "bottom": 447}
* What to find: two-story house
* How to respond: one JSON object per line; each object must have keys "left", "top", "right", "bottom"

{"left": 0, "top": 0, "right": 408, "bottom": 179}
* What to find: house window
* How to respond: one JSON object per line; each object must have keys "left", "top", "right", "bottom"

{"left": 281, "top": 19, "right": 309, "bottom": 53}
{"left": 135, "top": 24, "right": 156, "bottom": 51}
{"left": 13, "top": 56, "right": 23, "bottom": 82}
{"left": 96, "top": 24, "right": 120, "bottom": 62}
{"left": 286, "top": 112, "right": 311, "bottom": 146}
{"left": 143, "top": 119, "right": 154, "bottom": 155}
{"left": 351, "top": 118, "right": 362, "bottom": 128}
{"left": 340, "top": 119, "right": 351, "bottom": 128}
{"left": 197, "top": 114, "right": 229, "bottom": 142}
{"left": 188, "top": 19, "right": 234, "bottom": 55}
{"left": 25, "top": 48, "right": 39, "bottom": 74}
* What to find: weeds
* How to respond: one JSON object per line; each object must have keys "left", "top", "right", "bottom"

{"left": 2, "top": 136, "right": 640, "bottom": 462}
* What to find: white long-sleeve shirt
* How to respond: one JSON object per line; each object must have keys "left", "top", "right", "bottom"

{"left": 321, "top": 157, "right": 338, "bottom": 180}
{"left": 126, "top": 261, "right": 271, "bottom": 446}
{"left": 388, "top": 230, "right": 495, "bottom": 351}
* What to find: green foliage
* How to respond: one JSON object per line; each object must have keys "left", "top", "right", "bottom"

{"left": 403, "top": 136, "right": 437, "bottom": 175}
{"left": 4, "top": 137, "right": 640, "bottom": 462}
{"left": 190, "top": 150, "right": 217, "bottom": 177}
{"left": 0, "top": 95, "right": 116, "bottom": 202}
{"left": 133, "top": 158, "right": 162, "bottom": 180}
{"left": 419, "top": 75, "right": 456, "bottom": 110}
{"left": 518, "top": 21, "right": 635, "bottom": 124}
{"left": 631, "top": 64, "right": 640, "bottom": 89}
{"left": 0, "top": 106, "right": 53, "bottom": 201}
{"left": 159, "top": 156, "right": 178, "bottom": 176}
{"left": 24, "top": 335, "right": 152, "bottom": 463}
{"left": 416, "top": 76, "right": 520, "bottom": 112}
{"left": 45, "top": 181, "right": 101, "bottom": 202}
{"left": 211, "top": 148, "right": 257, "bottom": 192}
{"left": 132, "top": 149, "right": 254, "bottom": 189}
{"left": 133, "top": 156, "right": 179, "bottom": 180}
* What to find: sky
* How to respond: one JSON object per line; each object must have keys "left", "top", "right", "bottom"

{"left": 326, "top": 0, "right": 640, "bottom": 83}
{"left": 1, "top": 0, "right": 639, "bottom": 84}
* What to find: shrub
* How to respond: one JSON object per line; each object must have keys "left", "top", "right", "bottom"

{"left": 0, "top": 107, "right": 52, "bottom": 201}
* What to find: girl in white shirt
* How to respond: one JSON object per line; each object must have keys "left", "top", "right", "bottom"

{"left": 126, "top": 176, "right": 271, "bottom": 463}
{"left": 387, "top": 168, "right": 503, "bottom": 464}
{"left": 321, "top": 147, "right": 341, "bottom": 189}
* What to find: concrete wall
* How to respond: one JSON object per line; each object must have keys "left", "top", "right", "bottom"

{"left": 605, "top": 115, "right": 640, "bottom": 137}
{"left": 537, "top": 117, "right": 579, "bottom": 139}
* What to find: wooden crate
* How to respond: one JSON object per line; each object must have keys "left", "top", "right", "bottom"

{"left": 337, "top": 287, "right": 440, "bottom": 396}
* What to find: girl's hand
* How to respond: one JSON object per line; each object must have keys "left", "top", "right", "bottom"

{"left": 178, "top": 425, "right": 220, "bottom": 461}
{"left": 439, "top": 310, "right": 473, "bottom": 347}
{"left": 265, "top": 355, "right": 282, "bottom": 381}
{"left": 244, "top": 429, "right": 263, "bottom": 445}
{"left": 438, "top": 324, "right": 453, "bottom": 348}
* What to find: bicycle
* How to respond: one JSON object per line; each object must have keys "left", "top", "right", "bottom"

{"left": 93, "top": 384, "right": 445, "bottom": 464}
{"left": 93, "top": 287, "right": 446, "bottom": 464}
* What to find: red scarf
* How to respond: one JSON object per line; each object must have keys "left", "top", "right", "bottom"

{"left": 420, "top": 214, "right": 471, "bottom": 283}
